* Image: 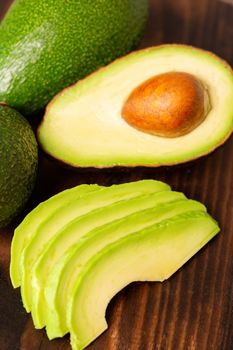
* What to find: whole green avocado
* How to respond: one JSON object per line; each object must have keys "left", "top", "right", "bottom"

{"left": 0, "top": 105, "right": 38, "bottom": 228}
{"left": 0, "top": 0, "right": 148, "bottom": 115}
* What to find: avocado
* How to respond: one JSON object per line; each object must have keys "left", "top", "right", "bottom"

{"left": 19, "top": 180, "right": 169, "bottom": 312}
{"left": 0, "top": 0, "right": 148, "bottom": 115}
{"left": 68, "top": 212, "right": 219, "bottom": 350}
{"left": 9, "top": 181, "right": 220, "bottom": 349}
{"left": 0, "top": 105, "right": 37, "bottom": 228}
{"left": 43, "top": 198, "right": 206, "bottom": 339}
{"left": 10, "top": 184, "right": 100, "bottom": 288}
{"left": 31, "top": 190, "right": 185, "bottom": 330}
{"left": 38, "top": 45, "right": 233, "bottom": 167}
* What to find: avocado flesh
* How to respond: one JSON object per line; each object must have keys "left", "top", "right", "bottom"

{"left": 68, "top": 212, "right": 219, "bottom": 350}
{"left": 38, "top": 45, "right": 233, "bottom": 167}
{"left": 10, "top": 184, "right": 100, "bottom": 288}
{"left": 43, "top": 199, "right": 206, "bottom": 339}
{"left": 20, "top": 180, "right": 169, "bottom": 311}
{"left": 31, "top": 190, "right": 186, "bottom": 330}
{"left": 0, "top": 0, "right": 148, "bottom": 114}
{"left": 0, "top": 105, "right": 37, "bottom": 228}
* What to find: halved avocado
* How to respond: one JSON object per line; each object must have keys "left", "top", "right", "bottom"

{"left": 44, "top": 199, "right": 206, "bottom": 339}
{"left": 68, "top": 212, "right": 219, "bottom": 350}
{"left": 38, "top": 45, "right": 233, "bottom": 168}
{"left": 20, "top": 180, "right": 169, "bottom": 311}
{"left": 10, "top": 184, "right": 100, "bottom": 288}
{"left": 32, "top": 190, "right": 186, "bottom": 330}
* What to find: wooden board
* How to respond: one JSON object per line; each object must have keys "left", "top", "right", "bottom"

{"left": 0, "top": 0, "right": 233, "bottom": 349}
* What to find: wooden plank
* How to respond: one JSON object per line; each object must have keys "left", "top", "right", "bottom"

{"left": 0, "top": 0, "right": 232, "bottom": 349}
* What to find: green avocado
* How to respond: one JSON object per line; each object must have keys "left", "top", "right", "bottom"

{"left": 10, "top": 184, "right": 101, "bottom": 288}
{"left": 0, "top": 105, "right": 37, "bottom": 228}
{"left": 43, "top": 198, "right": 205, "bottom": 339}
{"left": 38, "top": 45, "right": 233, "bottom": 167}
{"left": 31, "top": 190, "right": 185, "bottom": 330}
{"left": 68, "top": 211, "right": 219, "bottom": 350}
{"left": 0, "top": 0, "right": 148, "bottom": 115}
{"left": 19, "top": 180, "right": 169, "bottom": 312}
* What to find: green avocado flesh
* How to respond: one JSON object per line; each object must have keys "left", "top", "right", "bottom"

{"left": 0, "top": 0, "right": 148, "bottom": 114}
{"left": 0, "top": 105, "right": 37, "bottom": 228}
{"left": 10, "top": 184, "right": 101, "bottom": 288}
{"left": 20, "top": 180, "right": 169, "bottom": 311}
{"left": 10, "top": 180, "right": 219, "bottom": 350}
{"left": 69, "top": 212, "right": 219, "bottom": 350}
{"left": 38, "top": 45, "right": 233, "bottom": 167}
{"left": 32, "top": 190, "right": 186, "bottom": 330}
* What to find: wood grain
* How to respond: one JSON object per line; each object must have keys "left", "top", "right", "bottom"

{"left": 0, "top": 0, "right": 233, "bottom": 349}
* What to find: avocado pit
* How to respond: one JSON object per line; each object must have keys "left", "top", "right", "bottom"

{"left": 122, "top": 72, "right": 211, "bottom": 137}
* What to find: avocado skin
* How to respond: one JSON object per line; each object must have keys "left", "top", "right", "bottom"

{"left": 0, "top": 0, "right": 148, "bottom": 115}
{"left": 0, "top": 105, "right": 38, "bottom": 227}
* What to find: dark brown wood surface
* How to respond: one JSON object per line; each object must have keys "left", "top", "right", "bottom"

{"left": 0, "top": 0, "right": 233, "bottom": 349}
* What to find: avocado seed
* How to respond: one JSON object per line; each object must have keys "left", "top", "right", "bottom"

{"left": 122, "top": 72, "right": 211, "bottom": 137}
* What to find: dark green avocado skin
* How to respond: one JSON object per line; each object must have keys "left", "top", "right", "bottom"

{"left": 0, "top": 0, "right": 148, "bottom": 115}
{"left": 0, "top": 105, "right": 38, "bottom": 228}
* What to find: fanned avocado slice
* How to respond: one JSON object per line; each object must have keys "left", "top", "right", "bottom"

{"left": 10, "top": 184, "right": 100, "bottom": 288}
{"left": 31, "top": 190, "right": 186, "bottom": 330}
{"left": 20, "top": 180, "right": 169, "bottom": 311}
{"left": 43, "top": 199, "right": 206, "bottom": 339}
{"left": 68, "top": 212, "right": 219, "bottom": 350}
{"left": 38, "top": 45, "right": 233, "bottom": 168}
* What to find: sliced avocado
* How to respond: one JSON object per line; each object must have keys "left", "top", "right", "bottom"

{"left": 31, "top": 190, "right": 186, "bottom": 329}
{"left": 10, "top": 184, "right": 100, "bottom": 288}
{"left": 44, "top": 199, "right": 206, "bottom": 339}
{"left": 0, "top": 0, "right": 148, "bottom": 114}
{"left": 68, "top": 212, "right": 219, "bottom": 350}
{"left": 20, "top": 180, "right": 169, "bottom": 311}
{"left": 38, "top": 45, "right": 233, "bottom": 167}
{"left": 0, "top": 105, "right": 37, "bottom": 228}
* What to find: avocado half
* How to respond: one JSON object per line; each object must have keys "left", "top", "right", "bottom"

{"left": 38, "top": 45, "right": 233, "bottom": 168}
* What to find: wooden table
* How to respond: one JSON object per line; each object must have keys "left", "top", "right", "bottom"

{"left": 0, "top": 0, "right": 233, "bottom": 349}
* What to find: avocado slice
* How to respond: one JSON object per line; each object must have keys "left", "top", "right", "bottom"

{"left": 0, "top": 105, "right": 37, "bottom": 228}
{"left": 31, "top": 190, "right": 186, "bottom": 329}
{"left": 68, "top": 212, "right": 219, "bottom": 350}
{"left": 0, "top": 0, "right": 148, "bottom": 114}
{"left": 38, "top": 45, "right": 233, "bottom": 167}
{"left": 20, "top": 180, "right": 169, "bottom": 311}
{"left": 10, "top": 184, "right": 100, "bottom": 288}
{"left": 43, "top": 199, "right": 206, "bottom": 339}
